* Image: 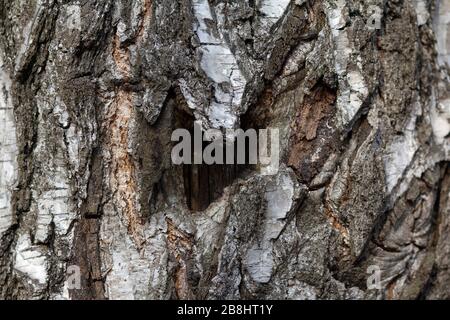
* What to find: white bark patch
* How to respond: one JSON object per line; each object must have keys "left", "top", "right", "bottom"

{"left": 326, "top": 0, "right": 347, "bottom": 30}
{"left": 338, "top": 69, "right": 369, "bottom": 125}
{"left": 103, "top": 238, "right": 152, "bottom": 299}
{"left": 31, "top": 97, "right": 75, "bottom": 243}
{"left": 245, "top": 246, "right": 274, "bottom": 283}
{"left": 34, "top": 174, "right": 71, "bottom": 242}
{"left": 326, "top": 1, "right": 369, "bottom": 128}
{"left": 384, "top": 110, "right": 420, "bottom": 193}
{"left": 0, "top": 57, "right": 18, "bottom": 237}
{"left": 431, "top": 98, "right": 450, "bottom": 145}
{"left": 414, "top": 0, "right": 430, "bottom": 26}
{"left": 65, "top": 124, "right": 82, "bottom": 173}
{"left": 192, "top": 0, "right": 221, "bottom": 45}
{"left": 259, "top": 0, "right": 290, "bottom": 21}
{"left": 189, "top": 0, "right": 247, "bottom": 129}
{"left": 264, "top": 174, "right": 294, "bottom": 239}
{"left": 14, "top": 233, "right": 48, "bottom": 285}
{"left": 101, "top": 209, "right": 169, "bottom": 300}
{"left": 257, "top": 0, "right": 291, "bottom": 30}
{"left": 244, "top": 173, "right": 294, "bottom": 283}
{"left": 434, "top": 0, "right": 450, "bottom": 66}
{"left": 388, "top": 91, "right": 449, "bottom": 202}
{"left": 251, "top": 0, "right": 292, "bottom": 51}
{"left": 178, "top": 78, "right": 198, "bottom": 111}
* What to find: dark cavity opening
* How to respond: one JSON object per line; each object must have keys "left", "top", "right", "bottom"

{"left": 173, "top": 102, "right": 251, "bottom": 212}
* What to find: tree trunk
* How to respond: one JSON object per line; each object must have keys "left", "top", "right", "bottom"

{"left": 0, "top": 0, "right": 449, "bottom": 300}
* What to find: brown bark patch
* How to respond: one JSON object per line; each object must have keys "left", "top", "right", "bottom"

{"left": 166, "top": 218, "right": 194, "bottom": 299}
{"left": 137, "top": 0, "right": 152, "bottom": 40}
{"left": 112, "top": 35, "right": 131, "bottom": 79}
{"left": 105, "top": 90, "right": 145, "bottom": 247}
{"left": 104, "top": 34, "right": 145, "bottom": 248}
{"left": 288, "top": 84, "right": 337, "bottom": 183}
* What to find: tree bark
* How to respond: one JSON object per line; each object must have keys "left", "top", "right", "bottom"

{"left": 0, "top": 0, "right": 449, "bottom": 300}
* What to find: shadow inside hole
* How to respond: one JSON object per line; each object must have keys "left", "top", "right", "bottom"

{"left": 174, "top": 108, "right": 252, "bottom": 211}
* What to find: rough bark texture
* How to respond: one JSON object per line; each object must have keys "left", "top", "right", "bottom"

{"left": 0, "top": 0, "right": 449, "bottom": 300}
